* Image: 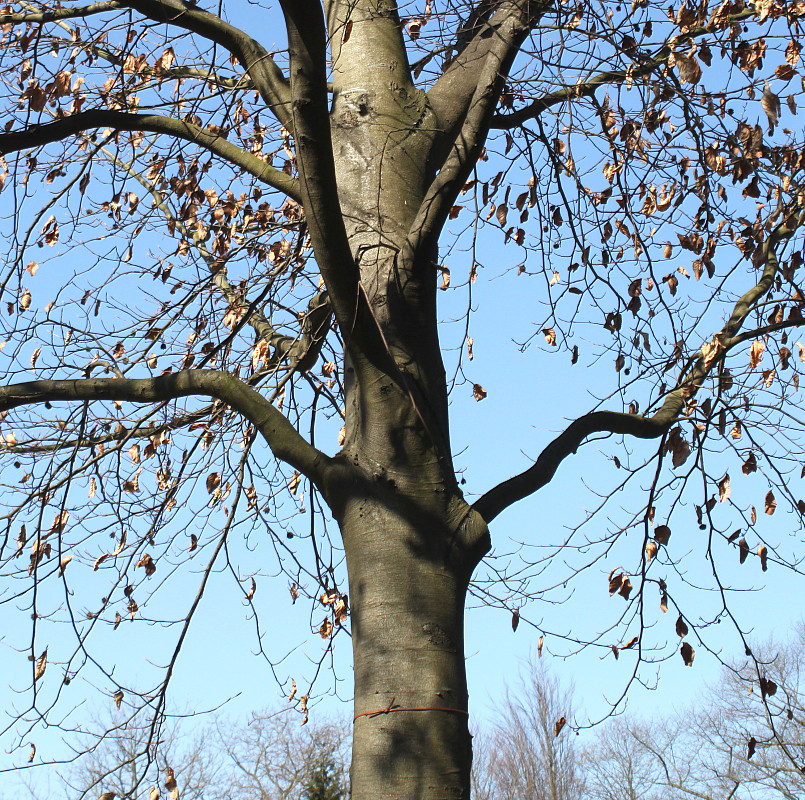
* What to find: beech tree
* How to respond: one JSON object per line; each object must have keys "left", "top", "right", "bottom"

{"left": 3, "top": 0, "right": 805, "bottom": 798}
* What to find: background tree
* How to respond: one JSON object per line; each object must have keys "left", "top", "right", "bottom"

{"left": 3, "top": 0, "right": 805, "bottom": 798}
{"left": 219, "top": 711, "right": 348, "bottom": 800}
{"left": 472, "top": 660, "right": 584, "bottom": 800}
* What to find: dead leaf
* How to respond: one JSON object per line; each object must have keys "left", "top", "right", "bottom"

{"left": 765, "top": 490, "right": 777, "bottom": 515}
{"left": 511, "top": 609, "right": 520, "bottom": 632}
{"left": 319, "top": 618, "right": 333, "bottom": 639}
{"left": 718, "top": 473, "right": 731, "bottom": 502}
{"left": 164, "top": 767, "right": 179, "bottom": 800}
{"left": 334, "top": 596, "right": 349, "bottom": 625}
{"left": 205, "top": 472, "right": 221, "bottom": 494}
{"left": 749, "top": 339, "right": 766, "bottom": 368}
{"left": 654, "top": 525, "right": 671, "bottom": 546}
{"left": 680, "top": 641, "right": 695, "bottom": 666}
{"left": 135, "top": 553, "right": 156, "bottom": 576}
{"left": 472, "top": 384, "right": 487, "bottom": 401}
{"left": 747, "top": 736, "right": 757, "bottom": 758}
{"left": 537, "top": 635, "right": 544, "bottom": 658}
{"left": 554, "top": 716, "right": 567, "bottom": 736}
{"left": 622, "top": 636, "right": 638, "bottom": 649}
{"left": 676, "top": 614, "right": 689, "bottom": 638}
{"left": 762, "top": 82, "right": 781, "bottom": 131}
{"left": 28, "top": 743, "right": 36, "bottom": 763}
{"left": 543, "top": 328, "right": 557, "bottom": 346}
{"left": 245, "top": 578, "right": 256, "bottom": 600}
{"left": 113, "top": 689, "right": 123, "bottom": 709}
{"left": 758, "top": 545, "right": 768, "bottom": 571}
{"left": 739, "top": 537, "right": 750, "bottom": 564}
{"left": 645, "top": 540, "right": 658, "bottom": 561}
{"left": 743, "top": 452, "right": 757, "bottom": 474}
{"left": 34, "top": 649, "right": 47, "bottom": 681}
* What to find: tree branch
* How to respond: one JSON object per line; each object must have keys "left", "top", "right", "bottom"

{"left": 121, "top": 0, "right": 293, "bottom": 129}
{"left": 473, "top": 208, "right": 805, "bottom": 524}
{"left": 406, "top": 2, "right": 543, "bottom": 264}
{"left": 0, "top": 111, "right": 301, "bottom": 202}
{"left": 0, "top": 0, "right": 124, "bottom": 24}
{"left": 0, "top": 370, "right": 332, "bottom": 489}
{"left": 490, "top": 7, "right": 755, "bottom": 128}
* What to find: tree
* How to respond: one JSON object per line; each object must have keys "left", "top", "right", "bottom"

{"left": 472, "top": 660, "right": 584, "bottom": 800}
{"left": 218, "top": 711, "right": 348, "bottom": 800}
{"left": 2, "top": 0, "right": 805, "bottom": 797}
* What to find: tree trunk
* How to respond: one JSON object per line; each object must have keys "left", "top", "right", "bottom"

{"left": 339, "top": 484, "right": 486, "bottom": 799}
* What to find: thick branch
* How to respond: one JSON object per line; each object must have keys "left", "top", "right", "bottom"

{"left": 0, "top": 0, "right": 124, "bottom": 23}
{"left": 474, "top": 209, "right": 804, "bottom": 524}
{"left": 406, "top": 2, "right": 542, "bottom": 263}
{"left": 427, "top": 1, "right": 545, "bottom": 142}
{"left": 122, "top": 0, "right": 293, "bottom": 129}
{"left": 0, "top": 111, "right": 301, "bottom": 201}
{"left": 278, "top": 0, "right": 399, "bottom": 380}
{"left": 0, "top": 371, "right": 332, "bottom": 489}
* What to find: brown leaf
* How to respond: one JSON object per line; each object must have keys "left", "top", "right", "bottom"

{"left": 749, "top": 339, "right": 766, "bottom": 368}
{"left": 205, "top": 472, "right": 221, "bottom": 494}
{"left": 680, "top": 641, "right": 695, "bottom": 666}
{"left": 611, "top": 644, "right": 620, "bottom": 660}
{"left": 622, "top": 636, "right": 638, "bottom": 650}
{"left": 135, "top": 552, "right": 156, "bottom": 576}
{"left": 28, "top": 743, "right": 36, "bottom": 763}
{"left": 472, "top": 384, "right": 487, "bottom": 401}
{"left": 511, "top": 609, "right": 520, "bottom": 632}
{"left": 739, "top": 537, "right": 750, "bottom": 564}
{"left": 747, "top": 736, "right": 757, "bottom": 759}
{"left": 654, "top": 525, "right": 671, "bottom": 546}
{"left": 761, "top": 83, "right": 781, "bottom": 131}
{"left": 334, "top": 596, "right": 349, "bottom": 625}
{"left": 758, "top": 545, "right": 768, "bottom": 571}
{"left": 319, "top": 618, "right": 333, "bottom": 639}
{"left": 645, "top": 540, "right": 658, "bottom": 561}
{"left": 34, "top": 649, "right": 47, "bottom": 681}
{"left": 99, "top": 794, "right": 117, "bottom": 800}
{"left": 743, "top": 452, "right": 758, "bottom": 474}
{"left": 676, "top": 614, "right": 689, "bottom": 638}
{"left": 618, "top": 576, "right": 633, "bottom": 600}
{"left": 245, "top": 578, "right": 256, "bottom": 600}
{"left": 149, "top": 788, "right": 160, "bottom": 800}
{"left": 113, "top": 689, "right": 123, "bottom": 709}
{"left": 554, "top": 716, "right": 567, "bottom": 736}
{"left": 542, "top": 328, "right": 557, "bottom": 346}
{"left": 718, "top": 473, "right": 731, "bottom": 502}
{"left": 164, "top": 767, "right": 179, "bottom": 800}
{"left": 765, "top": 491, "right": 777, "bottom": 515}
{"left": 537, "top": 635, "right": 544, "bottom": 658}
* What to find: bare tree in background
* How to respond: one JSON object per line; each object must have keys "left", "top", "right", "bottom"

{"left": 4, "top": 0, "right": 805, "bottom": 797}
{"left": 218, "top": 711, "right": 348, "bottom": 800}
{"left": 471, "top": 660, "right": 584, "bottom": 800}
